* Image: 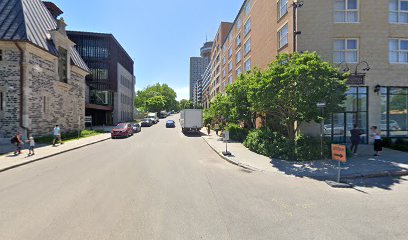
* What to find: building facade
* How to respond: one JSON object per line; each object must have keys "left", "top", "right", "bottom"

{"left": 0, "top": 0, "right": 89, "bottom": 140}
{"left": 67, "top": 31, "right": 135, "bottom": 125}
{"left": 189, "top": 41, "right": 213, "bottom": 104}
{"left": 204, "top": 0, "right": 408, "bottom": 140}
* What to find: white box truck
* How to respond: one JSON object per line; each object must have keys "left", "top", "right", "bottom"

{"left": 180, "top": 109, "right": 203, "bottom": 133}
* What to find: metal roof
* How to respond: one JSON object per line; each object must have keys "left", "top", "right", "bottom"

{"left": 0, "top": 0, "right": 89, "bottom": 72}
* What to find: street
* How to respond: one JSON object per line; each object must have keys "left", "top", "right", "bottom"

{"left": 0, "top": 115, "right": 407, "bottom": 240}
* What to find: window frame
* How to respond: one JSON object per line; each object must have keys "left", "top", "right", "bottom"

{"left": 244, "top": 19, "right": 251, "bottom": 36}
{"left": 245, "top": 0, "right": 252, "bottom": 15}
{"left": 389, "top": 38, "right": 408, "bottom": 64}
{"left": 236, "top": 51, "right": 242, "bottom": 64}
{"left": 278, "top": 0, "right": 289, "bottom": 20}
{"left": 245, "top": 59, "right": 252, "bottom": 72}
{"left": 244, "top": 38, "right": 251, "bottom": 55}
{"left": 278, "top": 23, "right": 289, "bottom": 50}
{"left": 334, "top": 0, "right": 359, "bottom": 23}
{"left": 58, "top": 47, "right": 68, "bottom": 83}
{"left": 389, "top": 0, "right": 408, "bottom": 24}
{"left": 333, "top": 38, "right": 359, "bottom": 63}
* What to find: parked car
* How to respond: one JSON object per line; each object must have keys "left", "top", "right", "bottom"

{"left": 141, "top": 118, "right": 153, "bottom": 127}
{"left": 111, "top": 123, "right": 133, "bottom": 138}
{"left": 148, "top": 112, "right": 159, "bottom": 123}
{"left": 132, "top": 123, "right": 142, "bottom": 133}
{"left": 166, "top": 120, "right": 176, "bottom": 128}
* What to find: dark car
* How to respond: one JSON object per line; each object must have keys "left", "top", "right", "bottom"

{"left": 166, "top": 120, "right": 176, "bottom": 128}
{"left": 132, "top": 123, "right": 141, "bottom": 133}
{"left": 111, "top": 123, "right": 133, "bottom": 138}
{"left": 141, "top": 118, "right": 153, "bottom": 127}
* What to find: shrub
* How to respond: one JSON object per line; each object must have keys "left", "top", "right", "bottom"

{"left": 382, "top": 137, "right": 392, "bottom": 147}
{"left": 393, "top": 138, "right": 408, "bottom": 152}
{"left": 244, "top": 129, "right": 331, "bottom": 161}
{"left": 226, "top": 123, "right": 249, "bottom": 142}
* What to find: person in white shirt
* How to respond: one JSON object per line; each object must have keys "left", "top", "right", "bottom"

{"left": 52, "top": 125, "right": 63, "bottom": 146}
{"left": 370, "top": 126, "right": 382, "bottom": 156}
{"left": 27, "top": 135, "right": 35, "bottom": 156}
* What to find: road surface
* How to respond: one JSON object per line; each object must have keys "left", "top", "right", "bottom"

{"left": 0, "top": 115, "right": 407, "bottom": 240}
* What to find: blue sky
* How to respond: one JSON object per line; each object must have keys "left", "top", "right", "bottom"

{"left": 53, "top": 0, "right": 243, "bottom": 100}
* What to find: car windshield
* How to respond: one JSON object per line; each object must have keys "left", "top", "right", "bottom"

{"left": 167, "top": 120, "right": 174, "bottom": 123}
{"left": 143, "top": 118, "right": 150, "bottom": 121}
{"left": 116, "top": 123, "right": 127, "bottom": 128}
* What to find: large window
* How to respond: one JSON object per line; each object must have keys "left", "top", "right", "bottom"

{"left": 236, "top": 51, "right": 242, "bottom": 63}
{"left": 381, "top": 87, "right": 408, "bottom": 137}
{"left": 244, "top": 19, "right": 251, "bottom": 36}
{"left": 245, "top": 0, "right": 251, "bottom": 15}
{"left": 335, "top": 0, "right": 359, "bottom": 23}
{"left": 236, "top": 67, "right": 242, "bottom": 77}
{"left": 244, "top": 38, "right": 251, "bottom": 55}
{"left": 389, "top": 0, "right": 408, "bottom": 23}
{"left": 389, "top": 39, "right": 408, "bottom": 63}
{"left": 333, "top": 39, "right": 358, "bottom": 63}
{"left": 58, "top": 47, "right": 68, "bottom": 83}
{"left": 229, "top": 47, "right": 233, "bottom": 57}
{"left": 278, "top": 0, "right": 288, "bottom": 19}
{"left": 237, "top": 18, "right": 242, "bottom": 29}
{"left": 245, "top": 59, "right": 251, "bottom": 72}
{"left": 229, "top": 61, "right": 233, "bottom": 72}
{"left": 278, "top": 24, "right": 288, "bottom": 49}
{"left": 236, "top": 35, "right": 242, "bottom": 48}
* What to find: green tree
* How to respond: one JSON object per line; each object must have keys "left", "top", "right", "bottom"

{"left": 248, "top": 51, "right": 348, "bottom": 143}
{"left": 145, "top": 95, "right": 166, "bottom": 112}
{"left": 179, "top": 99, "right": 194, "bottom": 109}
{"left": 135, "top": 83, "right": 178, "bottom": 111}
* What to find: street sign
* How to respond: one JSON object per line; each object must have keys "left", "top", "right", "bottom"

{"left": 331, "top": 144, "right": 347, "bottom": 162}
{"left": 223, "top": 131, "right": 230, "bottom": 141}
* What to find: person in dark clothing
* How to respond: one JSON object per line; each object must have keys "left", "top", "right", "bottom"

{"left": 350, "top": 124, "right": 362, "bottom": 155}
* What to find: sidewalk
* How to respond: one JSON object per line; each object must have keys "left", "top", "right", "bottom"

{"left": 0, "top": 133, "right": 111, "bottom": 172}
{"left": 201, "top": 130, "right": 408, "bottom": 182}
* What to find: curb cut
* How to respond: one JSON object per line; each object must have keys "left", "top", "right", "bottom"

{"left": 201, "top": 136, "right": 260, "bottom": 172}
{"left": 0, "top": 137, "right": 111, "bottom": 173}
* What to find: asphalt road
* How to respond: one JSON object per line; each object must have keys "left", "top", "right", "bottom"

{"left": 0, "top": 115, "right": 407, "bottom": 240}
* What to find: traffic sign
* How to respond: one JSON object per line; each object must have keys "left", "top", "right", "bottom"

{"left": 331, "top": 144, "right": 347, "bottom": 162}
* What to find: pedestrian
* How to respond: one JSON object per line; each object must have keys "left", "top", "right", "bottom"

{"left": 350, "top": 124, "right": 362, "bottom": 155}
{"left": 370, "top": 126, "right": 382, "bottom": 156}
{"left": 52, "top": 125, "right": 63, "bottom": 146}
{"left": 11, "top": 132, "right": 24, "bottom": 155}
{"left": 206, "top": 123, "right": 211, "bottom": 136}
{"left": 214, "top": 123, "right": 220, "bottom": 136}
{"left": 27, "top": 134, "right": 35, "bottom": 156}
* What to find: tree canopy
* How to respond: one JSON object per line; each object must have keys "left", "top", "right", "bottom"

{"left": 135, "top": 83, "right": 178, "bottom": 112}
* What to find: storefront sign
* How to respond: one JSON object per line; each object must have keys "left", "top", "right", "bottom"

{"left": 347, "top": 74, "right": 365, "bottom": 85}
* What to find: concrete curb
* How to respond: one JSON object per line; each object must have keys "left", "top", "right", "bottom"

{"left": 341, "top": 170, "right": 408, "bottom": 180}
{"left": 201, "top": 136, "right": 261, "bottom": 172}
{"left": 0, "top": 137, "right": 111, "bottom": 173}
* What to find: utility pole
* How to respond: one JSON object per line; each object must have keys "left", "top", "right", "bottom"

{"left": 292, "top": 0, "right": 304, "bottom": 52}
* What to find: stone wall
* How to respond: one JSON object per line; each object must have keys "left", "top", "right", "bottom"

{"left": 0, "top": 43, "right": 21, "bottom": 139}
{"left": 0, "top": 42, "right": 87, "bottom": 139}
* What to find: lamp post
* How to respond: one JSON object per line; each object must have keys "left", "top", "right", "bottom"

{"left": 317, "top": 102, "right": 326, "bottom": 159}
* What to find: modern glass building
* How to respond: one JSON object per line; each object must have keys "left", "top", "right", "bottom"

{"left": 68, "top": 31, "right": 135, "bottom": 125}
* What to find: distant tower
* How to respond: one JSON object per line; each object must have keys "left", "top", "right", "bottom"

{"left": 189, "top": 41, "right": 213, "bottom": 101}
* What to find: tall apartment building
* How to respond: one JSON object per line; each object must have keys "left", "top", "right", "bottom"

{"left": 189, "top": 41, "right": 213, "bottom": 104}
{"left": 206, "top": 0, "right": 408, "bottom": 141}
{"left": 67, "top": 31, "right": 135, "bottom": 125}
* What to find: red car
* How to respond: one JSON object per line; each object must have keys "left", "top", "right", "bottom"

{"left": 111, "top": 123, "right": 133, "bottom": 139}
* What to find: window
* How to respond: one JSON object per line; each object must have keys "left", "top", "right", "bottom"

{"left": 0, "top": 91, "right": 3, "bottom": 112}
{"left": 236, "top": 51, "right": 242, "bottom": 63}
{"left": 236, "top": 67, "right": 242, "bottom": 77}
{"left": 244, "top": 19, "right": 251, "bottom": 36}
{"left": 389, "top": 39, "right": 408, "bottom": 63}
{"left": 245, "top": 59, "right": 251, "bottom": 72}
{"left": 223, "top": 57, "right": 226, "bottom": 65}
{"left": 381, "top": 87, "right": 408, "bottom": 137}
{"left": 237, "top": 18, "right": 242, "bottom": 29}
{"left": 229, "top": 34, "right": 232, "bottom": 43}
{"left": 58, "top": 47, "right": 68, "bottom": 83}
{"left": 229, "top": 75, "right": 233, "bottom": 84}
{"left": 333, "top": 39, "right": 359, "bottom": 63}
{"left": 244, "top": 38, "right": 251, "bottom": 54}
{"left": 229, "top": 61, "right": 233, "bottom": 72}
{"left": 278, "top": 24, "right": 288, "bottom": 49}
{"left": 245, "top": 0, "right": 251, "bottom": 15}
{"left": 278, "top": 0, "right": 288, "bottom": 19}
{"left": 223, "top": 69, "right": 226, "bottom": 77}
{"left": 389, "top": 0, "right": 408, "bottom": 23}
{"left": 335, "top": 0, "right": 359, "bottom": 23}
{"left": 236, "top": 35, "right": 242, "bottom": 48}
{"left": 0, "top": 50, "right": 2, "bottom": 61}
{"left": 229, "top": 48, "right": 233, "bottom": 57}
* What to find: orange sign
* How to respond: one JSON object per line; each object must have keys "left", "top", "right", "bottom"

{"left": 331, "top": 144, "right": 347, "bottom": 162}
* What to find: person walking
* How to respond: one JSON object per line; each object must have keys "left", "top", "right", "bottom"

{"left": 214, "top": 123, "right": 220, "bottom": 136}
{"left": 370, "top": 126, "right": 382, "bottom": 156}
{"left": 206, "top": 123, "right": 211, "bottom": 136}
{"left": 350, "top": 124, "right": 362, "bottom": 155}
{"left": 27, "top": 135, "right": 35, "bottom": 156}
{"left": 52, "top": 125, "right": 63, "bottom": 146}
{"left": 12, "top": 132, "right": 24, "bottom": 155}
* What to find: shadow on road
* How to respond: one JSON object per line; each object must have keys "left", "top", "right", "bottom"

{"left": 182, "top": 132, "right": 205, "bottom": 138}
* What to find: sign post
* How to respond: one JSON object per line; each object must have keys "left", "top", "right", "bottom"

{"left": 331, "top": 144, "right": 347, "bottom": 183}
{"left": 222, "top": 131, "right": 231, "bottom": 156}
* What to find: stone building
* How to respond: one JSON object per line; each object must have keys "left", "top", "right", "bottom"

{"left": 0, "top": 0, "right": 89, "bottom": 140}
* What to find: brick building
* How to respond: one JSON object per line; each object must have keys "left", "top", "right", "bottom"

{"left": 0, "top": 0, "right": 89, "bottom": 140}
{"left": 204, "top": 0, "right": 408, "bottom": 141}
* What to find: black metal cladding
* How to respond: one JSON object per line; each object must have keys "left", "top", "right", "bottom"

{"left": 68, "top": 31, "right": 134, "bottom": 92}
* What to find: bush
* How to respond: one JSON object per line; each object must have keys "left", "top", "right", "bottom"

{"left": 243, "top": 129, "right": 331, "bottom": 161}
{"left": 226, "top": 123, "right": 249, "bottom": 142}
{"left": 393, "top": 138, "right": 408, "bottom": 152}
{"left": 382, "top": 137, "right": 392, "bottom": 147}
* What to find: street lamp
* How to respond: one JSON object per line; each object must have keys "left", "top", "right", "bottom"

{"left": 317, "top": 102, "right": 326, "bottom": 159}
